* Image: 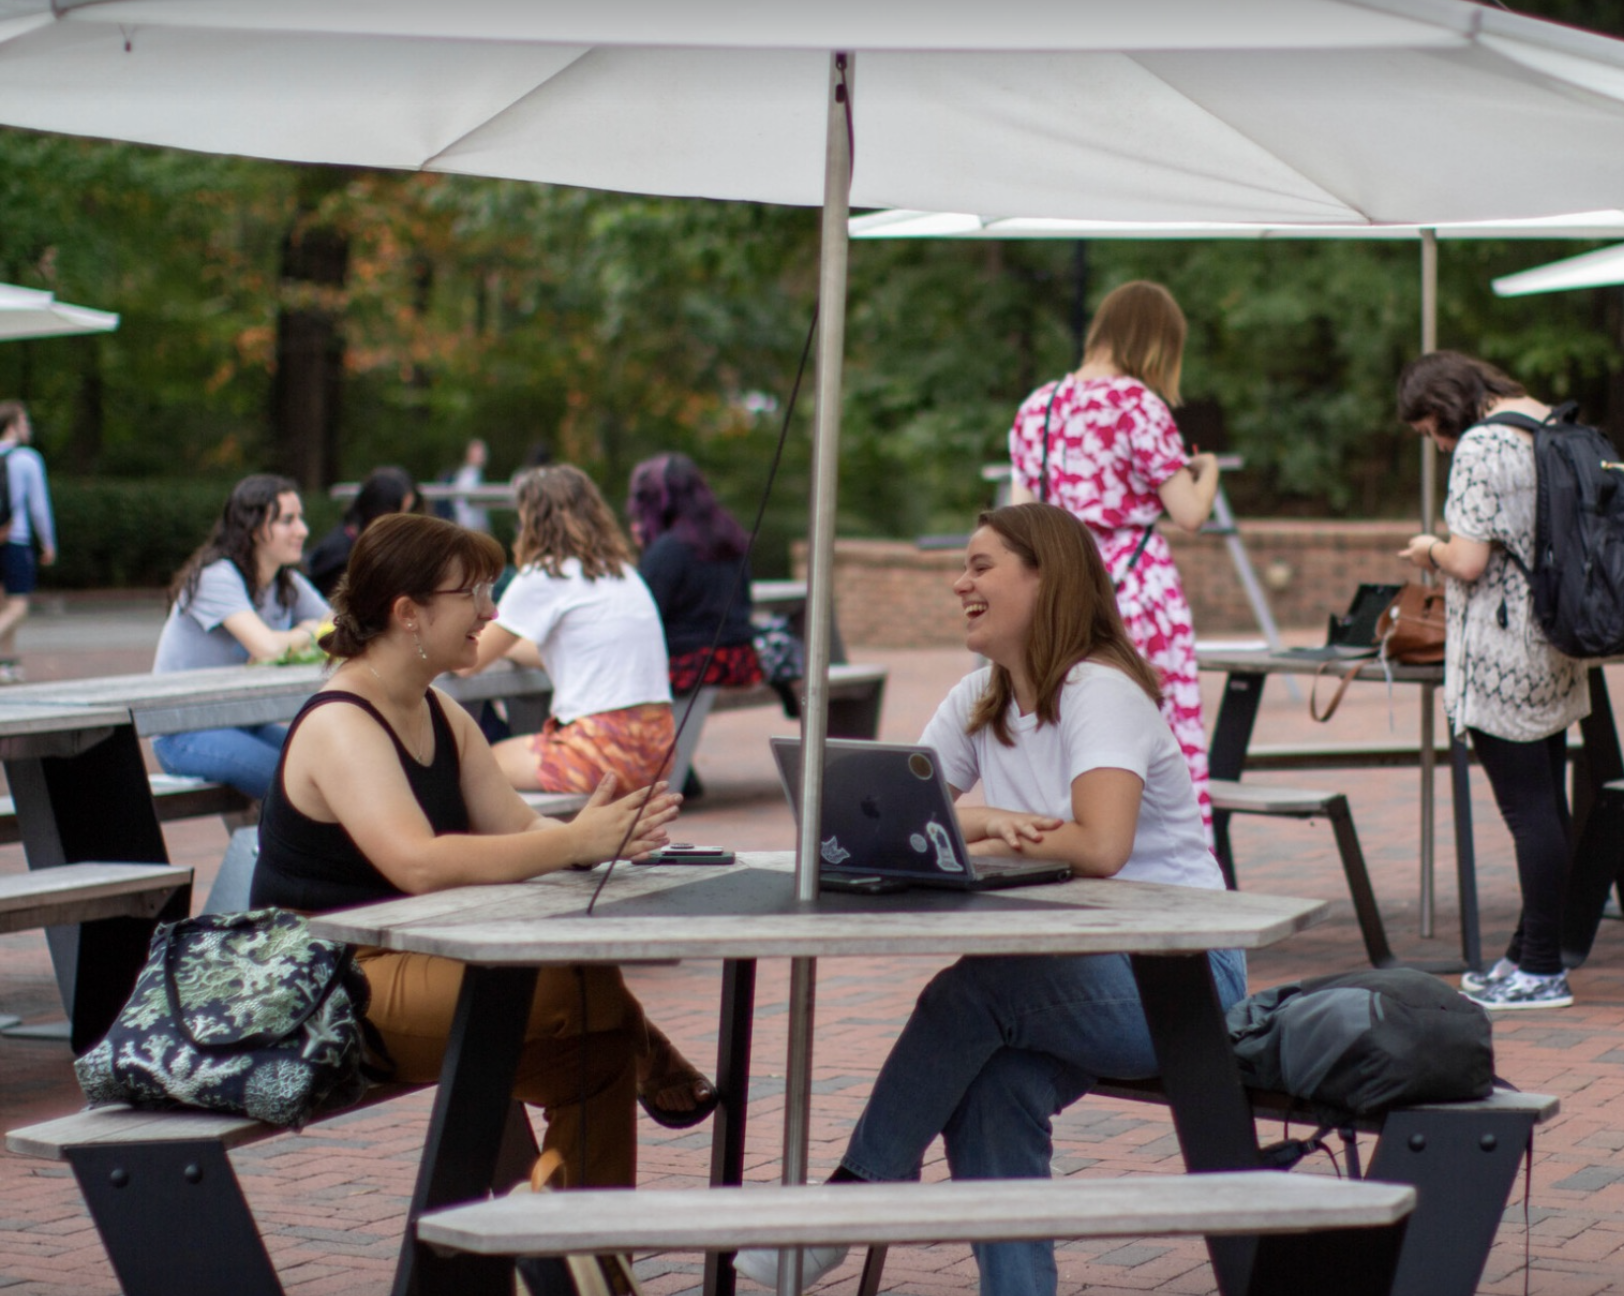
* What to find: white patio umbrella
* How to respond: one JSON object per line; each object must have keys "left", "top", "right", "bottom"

{"left": 8, "top": 0, "right": 1624, "bottom": 1243}
{"left": 1493, "top": 242, "right": 1624, "bottom": 295}
{"left": 0, "top": 282, "right": 118, "bottom": 341}
{"left": 5, "top": 0, "right": 1624, "bottom": 896}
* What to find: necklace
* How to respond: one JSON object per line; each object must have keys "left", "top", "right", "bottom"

{"left": 358, "top": 659, "right": 432, "bottom": 764}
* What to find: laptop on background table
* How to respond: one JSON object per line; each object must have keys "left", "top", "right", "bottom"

{"left": 769, "top": 737, "right": 1072, "bottom": 892}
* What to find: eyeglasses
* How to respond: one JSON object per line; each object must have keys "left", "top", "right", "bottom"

{"left": 431, "top": 581, "right": 496, "bottom": 603}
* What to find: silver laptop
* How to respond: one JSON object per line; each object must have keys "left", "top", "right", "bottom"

{"left": 769, "top": 737, "right": 1072, "bottom": 892}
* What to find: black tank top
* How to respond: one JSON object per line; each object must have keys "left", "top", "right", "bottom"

{"left": 251, "top": 689, "right": 469, "bottom": 913}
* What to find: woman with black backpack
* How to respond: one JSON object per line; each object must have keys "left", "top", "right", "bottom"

{"left": 1397, "top": 351, "right": 1588, "bottom": 1010}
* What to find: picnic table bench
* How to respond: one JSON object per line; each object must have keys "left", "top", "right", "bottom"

{"left": 1089, "top": 1079, "right": 1558, "bottom": 1296}
{"left": 420, "top": 1173, "right": 1417, "bottom": 1296}
{"left": 0, "top": 862, "right": 192, "bottom": 1037}
{"left": 5, "top": 1089, "right": 541, "bottom": 1296}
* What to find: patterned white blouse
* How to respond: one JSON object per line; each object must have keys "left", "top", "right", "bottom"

{"left": 1443, "top": 422, "right": 1589, "bottom": 742}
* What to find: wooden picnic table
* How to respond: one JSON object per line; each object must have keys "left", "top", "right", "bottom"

{"left": 0, "top": 662, "right": 552, "bottom": 1049}
{"left": 1198, "top": 650, "right": 1624, "bottom": 971}
{"left": 311, "top": 852, "right": 1327, "bottom": 1296}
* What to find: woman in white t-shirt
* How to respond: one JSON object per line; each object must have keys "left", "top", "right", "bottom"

{"left": 735, "top": 503, "right": 1244, "bottom": 1296}
{"left": 151, "top": 473, "right": 330, "bottom": 799}
{"left": 467, "top": 465, "right": 674, "bottom": 795}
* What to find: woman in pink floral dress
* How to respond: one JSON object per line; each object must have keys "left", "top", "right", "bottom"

{"left": 1007, "top": 281, "right": 1220, "bottom": 836}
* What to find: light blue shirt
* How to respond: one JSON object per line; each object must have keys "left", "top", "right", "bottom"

{"left": 2, "top": 444, "right": 54, "bottom": 551}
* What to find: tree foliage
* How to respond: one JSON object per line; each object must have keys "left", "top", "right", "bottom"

{"left": 4, "top": 0, "right": 1624, "bottom": 574}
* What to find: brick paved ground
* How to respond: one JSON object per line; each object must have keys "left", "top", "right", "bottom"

{"left": 1, "top": 598, "right": 1623, "bottom": 1294}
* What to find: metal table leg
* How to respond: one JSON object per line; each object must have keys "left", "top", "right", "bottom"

{"left": 396, "top": 964, "right": 539, "bottom": 1296}
{"left": 4, "top": 728, "right": 178, "bottom": 1051}
{"left": 1132, "top": 953, "right": 1407, "bottom": 1296}
{"left": 704, "top": 958, "right": 758, "bottom": 1296}
{"left": 1207, "top": 671, "right": 1266, "bottom": 891}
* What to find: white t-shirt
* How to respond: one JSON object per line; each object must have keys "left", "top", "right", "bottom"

{"left": 152, "top": 559, "right": 329, "bottom": 672}
{"left": 920, "top": 661, "right": 1223, "bottom": 891}
{"left": 495, "top": 559, "right": 672, "bottom": 723}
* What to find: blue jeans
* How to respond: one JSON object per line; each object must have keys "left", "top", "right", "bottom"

{"left": 152, "top": 724, "right": 289, "bottom": 801}
{"left": 840, "top": 948, "right": 1249, "bottom": 1296}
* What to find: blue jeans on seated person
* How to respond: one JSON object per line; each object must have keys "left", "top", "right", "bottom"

{"left": 152, "top": 724, "right": 289, "bottom": 801}
{"left": 838, "top": 948, "right": 1249, "bottom": 1296}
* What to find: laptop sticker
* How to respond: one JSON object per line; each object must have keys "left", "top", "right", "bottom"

{"left": 821, "top": 836, "right": 852, "bottom": 866}
{"left": 925, "top": 819, "right": 965, "bottom": 872}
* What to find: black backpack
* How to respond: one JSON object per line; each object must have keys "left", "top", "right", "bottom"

{"left": 1225, "top": 968, "right": 1494, "bottom": 1125}
{"left": 1483, "top": 402, "right": 1624, "bottom": 658}
{"left": 0, "top": 446, "right": 13, "bottom": 540}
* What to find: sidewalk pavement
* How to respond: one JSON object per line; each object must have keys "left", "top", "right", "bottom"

{"left": 1, "top": 598, "right": 1623, "bottom": 1295}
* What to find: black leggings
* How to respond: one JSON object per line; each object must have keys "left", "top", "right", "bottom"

{"left": 1468, "top": 727, "right": 1573, "bottom": 976}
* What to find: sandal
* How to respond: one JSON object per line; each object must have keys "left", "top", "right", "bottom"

{"left": 638, "top": 1023, "right": 720, "bottom": 1130}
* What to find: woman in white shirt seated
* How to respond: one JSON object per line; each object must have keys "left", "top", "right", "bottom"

{"left": 736, "top": 502, "right": 1245, "bottom": 1296}
{"left": 466, "top": 464, "right": 673, "bottom": 795}
{"left": 151, "top": 473, "right": 329, "bottom": 799}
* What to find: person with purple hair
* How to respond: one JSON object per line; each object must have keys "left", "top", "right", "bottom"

{"left": 627, "top": 453, "right": 763, "bottom": 694}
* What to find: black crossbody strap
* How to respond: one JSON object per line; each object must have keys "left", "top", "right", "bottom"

{"left": 1037, "top": 377, "right": 1065, "bottom": 504}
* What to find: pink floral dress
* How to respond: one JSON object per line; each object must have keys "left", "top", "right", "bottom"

{"left": 1008, "top": 374, "right": 1211, "bottom": 837}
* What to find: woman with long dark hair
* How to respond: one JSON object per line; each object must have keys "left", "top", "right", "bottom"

{"left": 151, "top": 473, "right": 329, "bottom": 799}
{"left": 627, "top": 453, "right": 763, "bottom": 694}
{"left": 736, "top": 503, "right": 1240, "bottom": 1296}
{"left": 251, "top": 512, "right": 711, "bottom": 1184}
{"left": 1397, "top": 351, "right": 1587, "bottom": 1010}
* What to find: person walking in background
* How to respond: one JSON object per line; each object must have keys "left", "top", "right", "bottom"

{"left": 450, "top": 437, "right": 491, "bottom": 533}
{"left": 1006, "top": 281, "right": 1220, "bottom": 838}
{"left": 627, "top": 453, "right": 763, "bottom": 695}
{"left": 151, "top": 473, "right": 330, "bottom": 800}
{"left": 0, "top": 401, "right": 58, "bottom": 684}
{"left": 463, "top": 465, "right": 675, "bottom": 796}
{"left": 1398, "top": 351, "right": 1587, "bottom": 1010}
{"left": 306, "top": 465, "right": 419, "bottom": 597}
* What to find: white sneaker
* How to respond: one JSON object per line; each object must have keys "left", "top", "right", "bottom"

{"left": 734, "top": 1244, "right": 850, "bottom": 1289}
{"left": 1460, "top": 957, "right": 1517, "bottom": 995}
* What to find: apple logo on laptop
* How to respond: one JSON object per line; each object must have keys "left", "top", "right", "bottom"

{"left": 860, "top": 795, "right": 881, "bottom": 820}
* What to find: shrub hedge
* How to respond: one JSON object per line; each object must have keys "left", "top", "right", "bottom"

{"left": 45, "top": 478, "right": 344, "bottom": 591}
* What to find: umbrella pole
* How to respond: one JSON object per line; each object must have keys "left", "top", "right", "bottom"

{"left": 778, "top": 49, "right": 855, "bottom": 1296}
{"left": 1419, "top": 229, "right": 1439, "bottom": 939}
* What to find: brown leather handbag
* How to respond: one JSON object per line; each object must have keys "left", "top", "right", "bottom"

{"left": 1377, "top": 582, "right": 1447, "bottom": 665}
{"left": 1311, "top": 583, "right": 1446, "bottom": 722}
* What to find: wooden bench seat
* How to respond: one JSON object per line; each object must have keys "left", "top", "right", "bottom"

{"left": 0, "top": 862, "right": 192, "bottom": 937}
{"left": 1088, "top": 1077, "right": 1557, "bottom": 1296}
{"left": 666, "top": 663, "right": 888, "bottom": 792}
{"left": 1208, "top": 777, "right": 1395, "bottom": 969}
{"left": 0, "top": 774, "right": 251, "bottom": 846}
{"left": 6, "top": 1087, "right": 537, "bottom": 1296}
{"left": 419, "top": 1173, "right": 1415, "bottom": 1296}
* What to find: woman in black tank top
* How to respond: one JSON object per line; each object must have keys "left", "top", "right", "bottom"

{"left": 253, "top": 513, "right": 708, "bottom": 1188}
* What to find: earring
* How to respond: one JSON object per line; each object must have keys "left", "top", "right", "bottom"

{"left": 413, "top": 631, "right": 428, "bottom": 662}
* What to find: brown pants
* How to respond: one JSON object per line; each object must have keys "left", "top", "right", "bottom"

{"left": 356, "top": 948, "right": 642, "bottom": 1187}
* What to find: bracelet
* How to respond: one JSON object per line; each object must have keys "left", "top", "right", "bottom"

{"left": 1429, "top": 540, "right": 1443, "bottom": 572}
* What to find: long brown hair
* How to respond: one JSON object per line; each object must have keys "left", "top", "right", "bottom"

{"left": 1082, "top": 280, "right": 1187, "bottom": 406}
{"left": 967, "top": 503, "right": 1162, "bottom": 746}
{"left": 323, "top": 513, "right": 504, "bottom": 659}
{"left": 512, "top": 465, "right": 635, "bottom": 579}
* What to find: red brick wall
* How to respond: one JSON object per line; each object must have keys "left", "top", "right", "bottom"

{"left": 796, "top": 520, "right": 1425, "bottom": 648}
